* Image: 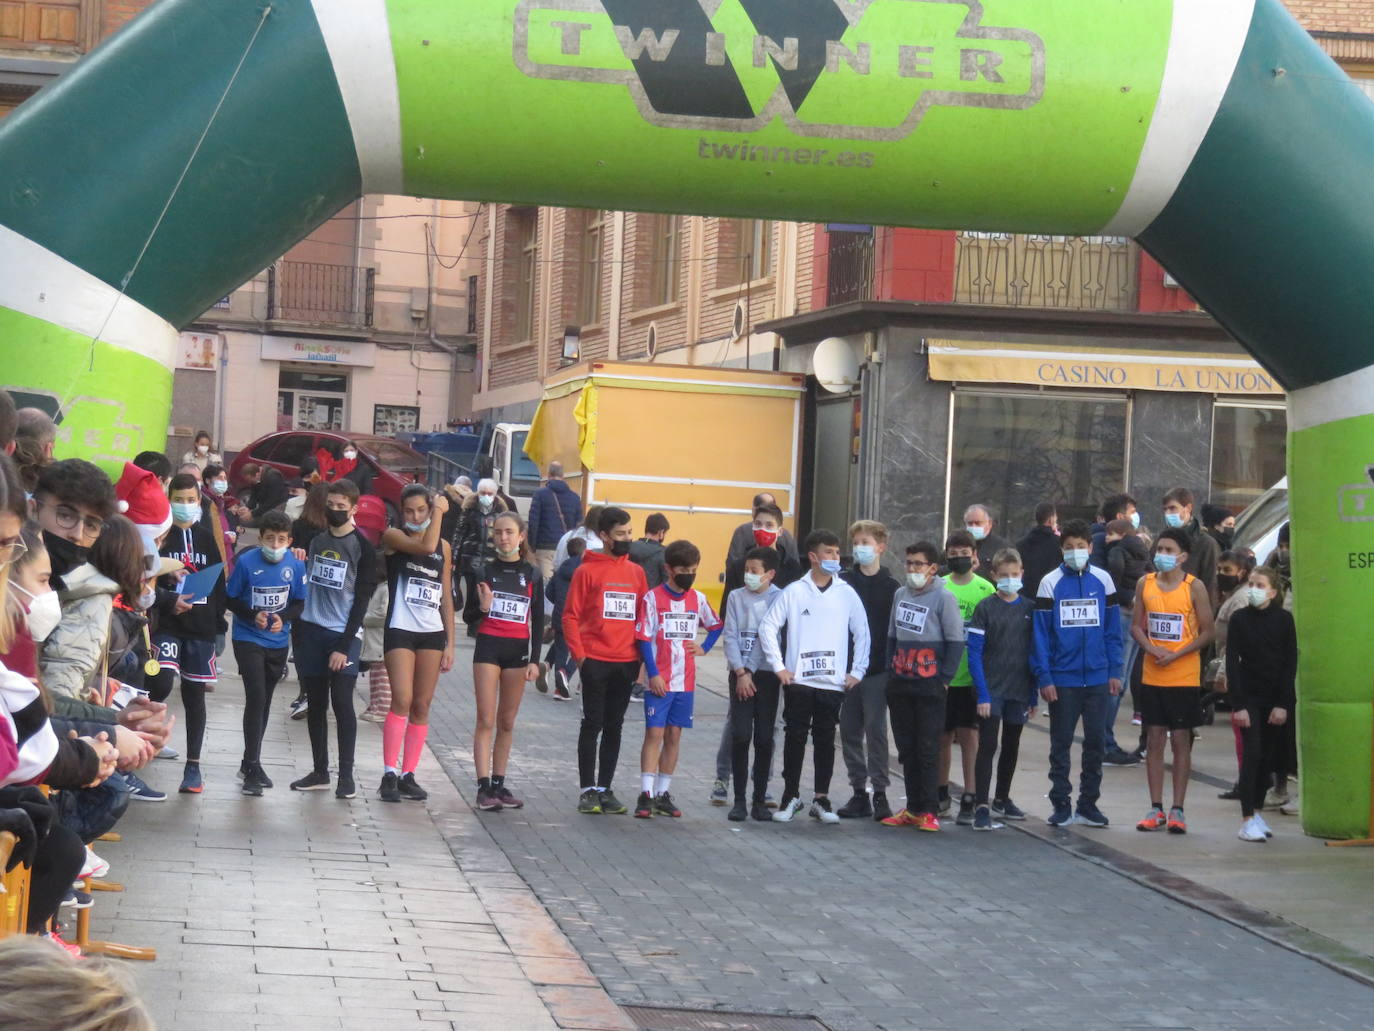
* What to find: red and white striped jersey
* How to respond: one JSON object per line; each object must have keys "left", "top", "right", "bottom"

{"left": 636, "top": 584, "right": 722, "bottom": 693}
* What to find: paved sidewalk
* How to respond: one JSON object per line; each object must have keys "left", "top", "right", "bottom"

{"left": 425, "top": 640, "right": 1374, "bottom": 1031}
{"left": 83, "top": 658, "right": 632, "bottom": 1031}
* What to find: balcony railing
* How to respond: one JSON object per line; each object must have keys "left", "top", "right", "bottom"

{"left": 826, "top": 231, "right": 875, "bottom": 305}
{"left": 268, "top": 260, "right": 375, "bottom": 327}
{"left": 954, "top": 233, "right": 1139, "bottom": 311}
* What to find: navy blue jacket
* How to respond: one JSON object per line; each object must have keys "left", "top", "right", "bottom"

{"left": 1032, "top": 563, "right": 1123, "bottom": 689}
{"left": 528, "top": 479, "right": 582, "bottom": 551}
{"left": 546, "top": 554, "right": 582, "bottom": 629}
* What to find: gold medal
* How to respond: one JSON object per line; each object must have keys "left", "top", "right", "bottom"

{"left": 144, "top": 657, "right": 162, "bottom": 677}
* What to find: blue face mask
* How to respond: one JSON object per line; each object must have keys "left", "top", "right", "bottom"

{"left": 1063, "top": 548, "right": 1089, "bottom": 571}
{"left": 261, "top": 545, "right": 287, "bottom": 564}
{"left": 1164, "top": 512, "right": 1184, "bottom": 529}
{"left": 819, "top": 559, "right": 842, "bottom": 576}
{"left": 1129, "top": 511, "right": 1141, "bottom": 530}
{"left": 997, "top": 577, "right": 1023, "bottom": 595}
{"left": 171, "top": 501, "right": 201, "bottom": 525}
{"left": 852, "top": 545, "right": 876, "bottom": 566}
{"left": 1153, "top": 552, "right": 1179, "bottom": 572}
{"left": 405, "top": 519, "right": 431, "bottom": 533}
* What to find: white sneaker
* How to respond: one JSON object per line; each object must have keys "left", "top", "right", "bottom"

{"left": 1238, "top": 817, "right": 1267, "bottom": 842}
{"left": 80, "top": 847, "right": 110, "bottom": 879}
{"left": 772, "top": 797, "right": 805, "bottom": 822}
{"left": 1263, "top": 789, "right": 1289, "bottom": 810}
{"left": 809, "top": 798, "right": 840, "bottom": 824}
{"left": 1254, "top": 813, "right": 1274, "bottom": 838}
{"left": 1279, "top": 799, "right": 1299, "bottom": 816}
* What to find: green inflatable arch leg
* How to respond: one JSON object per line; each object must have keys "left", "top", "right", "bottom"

{"left": 1, "top": 0, "right": 1371, "bottom": 837}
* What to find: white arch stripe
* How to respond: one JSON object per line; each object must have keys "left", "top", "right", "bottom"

{"left": 0, "top": 224, "right": 177, "bottom": 366}
{"left": 1102, "top": 0, "right": 1256, "bottom": 236}
{"left": 1289, "top": 365, "right": 1374, "bottom": 432}
{"left": 311, "top": 0, "right": 405, "bottom": 194}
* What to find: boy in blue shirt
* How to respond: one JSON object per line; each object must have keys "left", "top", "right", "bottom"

{"left": 225, "top": 510, "right": 308, "bottom": 796}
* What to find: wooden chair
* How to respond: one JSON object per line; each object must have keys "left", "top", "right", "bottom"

{"left": 0, "top": 829, "right": 32, "bottom": 939}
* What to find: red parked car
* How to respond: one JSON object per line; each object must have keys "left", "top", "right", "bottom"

{"left": 228, "top": 431, "right": 426, "bottom": 524}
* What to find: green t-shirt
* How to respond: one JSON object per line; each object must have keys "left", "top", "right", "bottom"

{"left": 946, "top": 575, "right": 996, "bottom": 687}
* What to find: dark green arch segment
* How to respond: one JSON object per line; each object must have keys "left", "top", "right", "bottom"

{"left": 1139, "top": 0, "right": 1374, "bottom": 392}
{"left": 0, "top": 0, "right": 359, "bottom": 329}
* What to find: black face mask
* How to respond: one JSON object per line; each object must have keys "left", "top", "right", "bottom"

{"left": 609, "top": 539, "right": 632, "bottom": 557}
{"left": 43, "top": 530, "right": 88, "bottom": 580}
{"left": 326, "top": 508, "right": 351, "bottom": 528}
{"left": 1215, "top": 529, "right": 1235, "bottom": 548}
{"left": 947, "top": 556, "right": 974, "bottom": 575}
{"left": 1217, "top": 573, "right": 1240, "bottom": 594}
{"left": 673, "top": 572, "right": 696, "bottom": 591}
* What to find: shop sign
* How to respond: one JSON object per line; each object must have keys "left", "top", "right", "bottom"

{"left": 261, "top": 336, "right": 376, "bottom": 367}
{"left": 926, "top": 340, "right": 1283, "bottom": 395}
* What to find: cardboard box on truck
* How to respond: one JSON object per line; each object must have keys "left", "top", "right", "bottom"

{"left": 523, "top": 361, "right": 805, "bottom": 608}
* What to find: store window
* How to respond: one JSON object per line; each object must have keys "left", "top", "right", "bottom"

{"left": 948, "top": 390, "right": 1129, "bottom": 535}
{"left": 278, "top": 368, "right": 347, "bottom": 432}
{"left": 1210, "top": 402, "right": 1287, "bottom": 512}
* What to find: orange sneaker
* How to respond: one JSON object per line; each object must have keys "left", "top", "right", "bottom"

{"left": 880, "top": 808, "right": 921, "bottom": 827}
{"left": 1166, "top": 807, "right": 1187, "bottom": 834}
{"left": 915, "top": 812, "right": 941, "bottom": 832}
{"left": 1136, "top": 806, "right": 1166, "bottom": 831}
{"left": 45, "top": 932, "right": 81, "bottom": 958}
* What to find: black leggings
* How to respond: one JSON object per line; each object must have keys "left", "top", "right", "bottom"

{"left": 303, "top": 672, "right": 358, "bottom": 775}
{"left": 27, "top": 822, "right": 85, "bottom": 933}
{"left": 974, "top": 715, "right": 1025, "bottom": 805}
{"left": 780, "top": 684, "right": 844, "bottom": 801}
{"left": 1237, "top": 705, "right": 1285, "bottom": 818}
{"left": 577, "top": 658, "right": 639, "bottom": 789}
{"left": 235, "top": 640, "right": 288, "bottom": 765}
{"left": 730, "top": 671, "right": 781, "bottom": 804}
{"left": 147, "top": 666, "right": 207, "bottom": 762}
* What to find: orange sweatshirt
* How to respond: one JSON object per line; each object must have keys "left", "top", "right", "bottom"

{"left": 561, "top": 550, "right": 648, "bottom": 663}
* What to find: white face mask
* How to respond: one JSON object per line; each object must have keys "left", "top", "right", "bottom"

{"left": 1245, "top": 586, "right": 1270, "bottom": 608}
{"left": 196, "top": 443, "right": 209, "bottom": 455}
{"left": 13, "top": 582, "right": 61, "bottom": 643}
{"left": 342, "top": 449, "right": 357, "bottom": 461}
{"left": 743, "top": 572, "right": 765, "bottom": 592}
{"left": 1063, "top": 548, "right": 1090, "bottom": 571}
{"left": 137, "top": 587, "right": 157, "bottom": 610}
{"left": 906, "top": 572, "right": 929, "bottom": 590}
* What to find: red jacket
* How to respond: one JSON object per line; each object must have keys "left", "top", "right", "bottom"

{"left": 561, "top": 550, "right": 648, "bottom": 663}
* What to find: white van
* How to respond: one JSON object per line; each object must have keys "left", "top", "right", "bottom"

{"left": 1232, "top": 477, "right": 1287, "bottom": 565}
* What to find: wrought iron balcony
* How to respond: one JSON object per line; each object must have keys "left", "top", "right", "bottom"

{"left": 267, "top": 260, "right": 375, "bottom": 327}
{"left": 825, "top": 230, "right": 875, "bottom": 306}
{"left": 954, "top": 233, "right": 1139, "bottom": 311}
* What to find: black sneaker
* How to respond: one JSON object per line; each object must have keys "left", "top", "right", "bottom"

{"left": 728, "top": 800, "right": 748, "bottom": 822}
{"left": 535, "top": 663, "right": 549, "bottom": 693}
{"left": 836, "top": 792, "right": 872, "bottom": 819}
{"left": 335, "top": 772, "right": 357, "bottom": 799}
{"left": 750, "top": 802, "right": 772, "bottom": 822}
{"left": 992, "top": 797, "right": 1026, "bottom": 821}
{"left": 1075, "top": 803, "right": 1110, "bottom": 828}
{"left": 553, "top": 669, "right": 571, "bottom": 701}
{"left": 1218, "top": 783, "right": 1242, "bottom": 801}
{"left": 241, "top": 776, "right": 263, "bottom": 798}
{"left": 288, "top": 696, "right": 309, "bottom": 721}
{"left": 398, "top": 773, "right": 428, "bottom": 801}
{"left": 937, "top": 793, "right": 953, "bottom": 817}
{"left": 577, "top": 789, "right": 602, "bottom": 814}
{"left": 1103, "top": 748, "right": 1142, "bottom": 767}
{"left": 955, "top": 792, "right": 976, "bottom": 826}
{"left": 249, "top": 764, "right": 274, "bottom": 790}
{"left": 871, "top": 791, "right": 893, "bottom": 822}
{"left": 290, "top": 770, "right": 331, "bottom": 791}
{"left": 476, "top": 786, "right": 503, "bottom": 811}
{"left": 634, "top": 792, "right": 654, "bottom": 818}
{"left": 972, "top": 805, "right": 997, "bottom": 831}
{"left": 379, "top": 772, "right": 402, "bottom": 803}
{"left": 599, "top": 790, "right": 628, "bottom": 815}
{"left": 654, "top": 792, "right": 682, "bottom": 818}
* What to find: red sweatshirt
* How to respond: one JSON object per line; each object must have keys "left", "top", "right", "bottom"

{"left": 562, "top": 550, "right": 648, "bottom": 663}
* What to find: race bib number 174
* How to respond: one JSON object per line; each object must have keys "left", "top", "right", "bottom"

{"left": 1059, "top": 598, "right": 1100, "bottom": 628}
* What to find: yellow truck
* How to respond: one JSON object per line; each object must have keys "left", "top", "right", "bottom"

{"left": 523, "top": 361, "right": 806, "bottom": 608}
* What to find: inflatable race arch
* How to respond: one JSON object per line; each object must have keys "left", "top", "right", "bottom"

{"left": 1, "top": 0, "right": 1372, "bottom": 837}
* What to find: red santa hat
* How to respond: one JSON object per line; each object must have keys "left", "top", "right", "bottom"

{"left": 114, "top": 462, "right": 172, "bottom": 564}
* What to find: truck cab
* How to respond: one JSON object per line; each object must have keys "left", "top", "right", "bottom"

{"left": 490, "top": 422, "right": 539, "bottom": 517}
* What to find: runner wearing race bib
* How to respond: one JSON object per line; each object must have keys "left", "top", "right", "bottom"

{"left": 939, "top": 530, "right": 996, "bottom": 826}
{"left": 375, "top": 485, "right": 454, "bottom": 806}
{"left": 1131, "top": 526, "right": 1215, "bottom": 835}
{"left": 722, "top": 546, "right": 784, "bottom": 822}
{"left": 471, "top": 511, "right": 545, "bottom": 813}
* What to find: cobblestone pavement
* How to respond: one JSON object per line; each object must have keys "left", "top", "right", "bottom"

{"left": 426, "top": 640, "right": 1374, "bottom": 1031}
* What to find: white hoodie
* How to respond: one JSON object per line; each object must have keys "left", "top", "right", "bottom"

{"left": 758, "top": 570, "right": 870, "bottom": 691}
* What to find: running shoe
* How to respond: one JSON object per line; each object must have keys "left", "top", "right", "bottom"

{"left": 631, "top": 683, "right": 645, "bottom": 701}
{"left": 290, "top": 770, "right": 331, "bottom": 791}
{"left": 577, "top": 789, "right": 602, "bottom": 815}
{"left": 750, "top": 802, "right": 772, "bottom": 822}
{"left": 871, "top": 791, "right": 892, "bottom": 822}
{"left": 1263, "top": 789, "right": 1290, "bottom": 810}
{"left": 1166, "top": 807, "right": 1187, "bottom": 834}
{"left": 937, "top": 793, "right": 953, "bottom": 817}
{"left": 992, "top": 798, "right": 1026, "bottom": 821}
{"left": 836, "top": 793, "right": 872, "bottom": 819}
{"left": 553, "top": 669, "right": 571, "bottom": 701}
{"left": 60, "top": 888, "right": 94, "bottom": 910}
{"left": 399, "top": 773, "right": 428, "bottom": 801}
{"left": 1102, "top": 748, "right": 1141, "bottom": 767}
{"left": 1047, "top": 805, "right": 1075, "bottom": 827}
{"left": 80, "top": 847, "right": 109, "bottom": 880}
{"left": 709, "top": 779, "right": 729, "bottom": 805}
{"left": 772, "top": 797, "right": 804, "bottom": 822}
{"left": 1136, "top": 806, "right": 1167, "bottom": 831}
{"left": 914, "top": 812, "right": 941, "bottom": 832}
{"left": 810, "top": 797, "right": 840, "bottom": 824}
{"left": 358, "top": 709, "right": 387, "bottom": 723}
{"left": 599, "top": 789, "right": 628, "bottom": 815}
{"left": 241, "top": 773, "right": 263, "bottom": 798}
{"left": 728, "top": 801, "right": 748, "bottom": 822}
{"left": 972, "top": 805, "right": 998, "bottom": 831}
{"left": 494, "top": 784, "right": 522, "bottom": 809}
{"left": 955, "top": 793, "right": 976, "bottom": 826}
{"left": 1254, "top": 813, "right": 1274, "bottom": 838}
{"left": 249, "top": 763, "right": 273, "bottom": 790}
{"left": 126, "top": 773, "right": 166, "bottom": 802}
{"left": 289, "top": 696, "right": 309, "bottom": 721}
{"left": 634, "top": 792, "right": 654, "bottom": 819}
{"left": 1279, "top": 799, "right": 1300, "bottom": 816}
{"left": 880, "top": 808, "right": 921, "bottom": 827}
{"left": 43, "top": 931, "right": 81, "bottom": 957}
{"left": 1130, "top": 712, "right": 1142, "bottom": 726}
{"left": 379, "top": 772, "right": 402, "bottom": 803}
{"left": 1218, "top": 783, "right": 1242, "bottom": 800}
{"left": 178, "top": 763, "right": 203, "bottom": 794}
{"left": 335, "top": 772, "right": 357, "bottom": 800}
{"left": 654, "top": 792, "right": 682, "bottom": 818}
{"left": 156, "top": 745, "right": 179, "bottom": 760}
{"left": 1075, "top": 803, "right": 1110, "bottom": 828}
{"left": 476, "top": 786, "right": 503, "bottom": 811}
{"left": 1238, "top": 817, "right": 1267, "bottom": 843}
{"left": 535, "top": 663, "right": 549, "bottom": 693}
{"left": 764, "top": 793, "right": 777, "bottom": 809}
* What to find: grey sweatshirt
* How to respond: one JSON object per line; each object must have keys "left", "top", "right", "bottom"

{"left": 722, "top": 584, "right": 781, "bottom": 673}
{"left": 885, "top": 578, "right": 966, "bottom": 684}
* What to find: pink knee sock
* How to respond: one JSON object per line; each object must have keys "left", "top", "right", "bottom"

{"left": 402, "top": 722, "right": 429, "bottom": 775}
{"left": 383, "top": 712, "right": 407, "bottom": 770}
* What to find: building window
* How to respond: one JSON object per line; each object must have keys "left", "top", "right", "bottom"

{"left": 723, "top": 219, "right": 774, "bottom": 286}
{"left": 577, "top": 210, "right": 605, "bottom": 326}
{"left": 948, "top": 389, "right": 1129, "bottom": 534}
{"left": 278, "top": 368, "right": 347, "bottom": 432}
{"left": 0, "top": 0, "right": 87, "bottom": 51}
{"left": 514, "top": 209, "right": 539, "bottom": 344}
{"left": 1211, "top": 403, "right": 1287, "bottom": 512}
{"left": 374, "top": 404, "right": 420, "bottom": 436}
{"left": 648, "top": 214, "right": 681, "bottom": 306}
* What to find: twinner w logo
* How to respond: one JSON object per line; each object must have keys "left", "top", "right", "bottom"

{"left": 514, "top": 0, "right": 1044, "bottom": 141}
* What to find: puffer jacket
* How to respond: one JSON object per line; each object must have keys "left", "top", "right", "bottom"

{"left": 39, "top": 563, "right": 120, "bottom": 702}
{"left": 456, "top": 493, "right": 510, "bottom": 573}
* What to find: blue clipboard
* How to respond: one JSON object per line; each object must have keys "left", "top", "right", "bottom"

{"left": 177, "top": 562, "right": 224, "bottom": 603}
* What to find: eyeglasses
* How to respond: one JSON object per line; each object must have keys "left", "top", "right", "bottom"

{"left": 41, "top": 501, "right": 104, "bottom": 538}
